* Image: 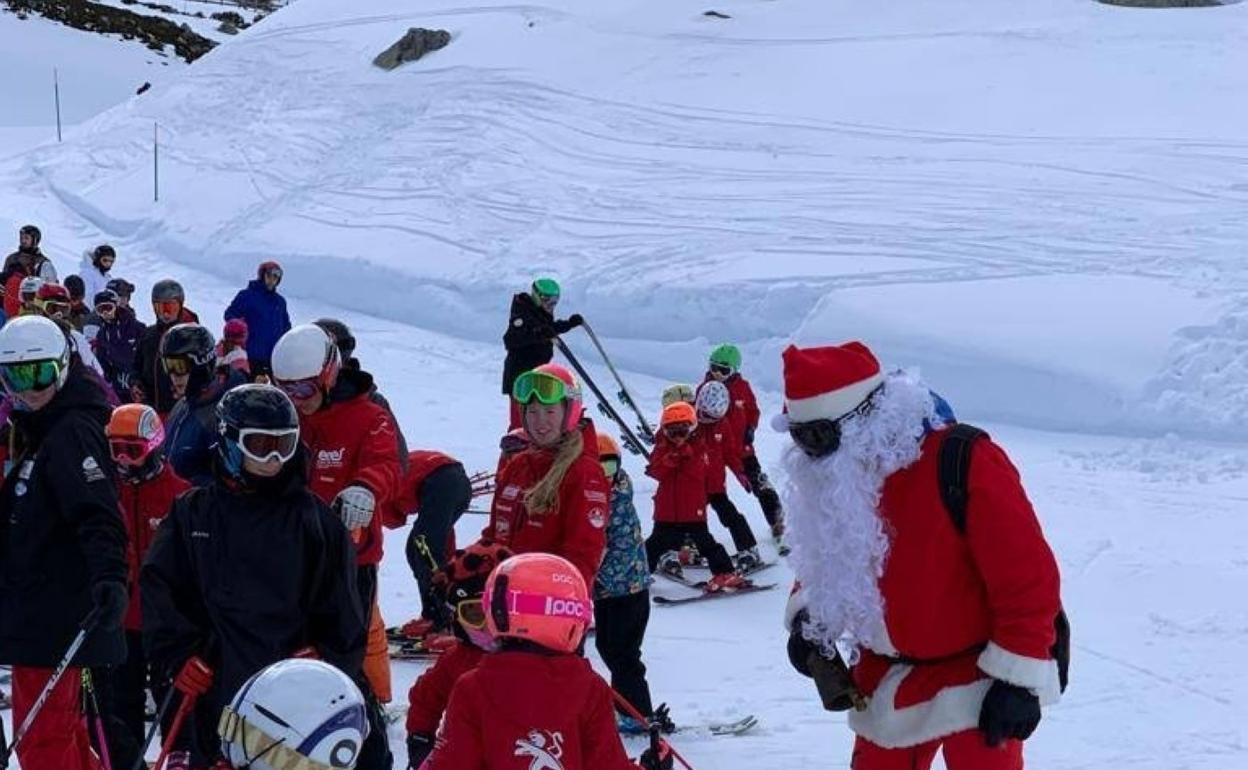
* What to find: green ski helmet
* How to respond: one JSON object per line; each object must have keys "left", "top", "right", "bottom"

{"left": 708, "top": 344, "right": 742, "bottom": 376}
{"left": 531, "top": 278, "right": 561, "bottom": 305}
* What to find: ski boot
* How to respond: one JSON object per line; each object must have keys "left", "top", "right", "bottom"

{"left": 657, "top": 551, "right": 685, "bottom": 581}
{"left": 705, "top": 572, "right": 748, "bottom": 593}
{"left": 651, "top": 703, "right": 677, "bottom": 734}
{"left": 617, "top": 715, "right": 649, "bottom": 735}
{"left": 733, "top": 546, "right": 763, "bottom": 573}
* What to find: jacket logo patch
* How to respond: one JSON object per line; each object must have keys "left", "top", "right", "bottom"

{"left": 588, "top": 507, "right": 606, "bottom": 529}
{"left": 501, "top": 484, "right": 521, "bottom": 501}
{"left": 316, "top": 448, "right": 345, "bottom": 468}
{"left": 514, "top": 729, "right": 564, "bottom": 770}
{"left": 513, "top": 319, "right": 524, "bottom": 328}
{"left": 81, "top": 456, "right": 106, "bottom": 483}
{"left": 584, "top": 490, "right": 607, "bottom": 504}
{"left": 191, "top": 531, "right": 210, "bottom": 539}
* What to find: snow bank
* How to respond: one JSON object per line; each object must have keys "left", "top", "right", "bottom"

{"left": 4, "top": 0, "right": 1248, "bottom": 437}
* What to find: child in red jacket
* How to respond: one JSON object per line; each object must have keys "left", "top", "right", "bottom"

{"left": 106, "top": 404, "right": 192, "bottom": 761}
{"left": 693, "top": 381, "right": 761, "bottom": 567}
{"left": 645, "top": 402, "right": 745, "bottom": 593}
{"left": 705, "top": 343, "right": 784, "bottom": 539}
{"left": 429, "top": 553, "right": 668, "bottom": 770}
{"left": 405, "top": 541, "right": 513, "bottom": 768}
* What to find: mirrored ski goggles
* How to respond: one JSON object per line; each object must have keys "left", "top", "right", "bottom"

{"left": 709, "top": 363, "right": 733, "bottom": 377}
{"left": 0, "top": 359, "right": 62, "bottom": 394}
{"left": 601, "top": 458, "right": 619, "bottom": 478}
{"left": 109, "top": 437, "right": 159, "bottom": 465}
{"left": 788, "top": 419, "right": 841, "bottom": 458}
{"left": 162, "top": 356, "right": 192, "bottom": 376}
{"left": 454, "top": 598, "right": 488, "bottom": 630}
{"left": 275, "top": 377, "right": 320, "bottom": 401}
{"left": 153, "top": 299, "right": 181, "bottom": 316}
{"left": 230, "top": 427, "right": 300, "bottom": 464}
{"left": 264, "top": 267, "right": 283, "bottom": 281}
{"left": 512, "top": 370, "right": 573, "bottom": 406}
{"left": 663, "top": 423, "right": 693, "bottom": 440}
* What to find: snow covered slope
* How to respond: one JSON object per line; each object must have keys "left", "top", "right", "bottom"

{"left": 3, "top": 0, "right": 1248, "bottom": 437}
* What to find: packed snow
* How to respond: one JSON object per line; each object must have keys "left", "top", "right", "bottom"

{"left": 2, "top": 0, "right": 1248, "bottom": 768}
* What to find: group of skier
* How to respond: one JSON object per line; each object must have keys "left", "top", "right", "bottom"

{"left": 0, "top": 218, "right": 1067, "bottom": 770}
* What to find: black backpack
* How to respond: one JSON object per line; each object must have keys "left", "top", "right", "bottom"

{"left": 938, "top": 423, "right": 1070, "bottom": 693}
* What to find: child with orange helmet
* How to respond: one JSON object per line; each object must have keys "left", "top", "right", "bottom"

{"left": 483, "top": 363, "right": 610, "bottom": 588}
{"left": 645, "top": 402, "right": 746, "bottom": 593}
{"left": 429, "top": 553, "right": 670, "bottom": 770}
{"left": 405, "top": 540, "right": 513, "bottom": 768}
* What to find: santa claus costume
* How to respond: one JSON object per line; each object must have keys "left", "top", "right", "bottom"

{"left": 778, "top": 341, "right": 1063, "bottom": 770}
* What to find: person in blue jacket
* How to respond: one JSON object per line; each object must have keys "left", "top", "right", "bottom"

{"left": 160, "top": 324, "right": 247, "bottom": 485}
{"left": 223, "top": 261, "right": 291, "bottom": 375}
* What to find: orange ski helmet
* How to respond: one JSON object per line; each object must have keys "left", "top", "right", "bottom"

{"left": 483, "top": 553, "right": 591, "bottom": 653}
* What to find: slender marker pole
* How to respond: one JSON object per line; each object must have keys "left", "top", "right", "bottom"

{"left": 54, "top": 67, "right": 62, "bottom": 142}
{"left": 153, "top": 123, "right": 159, "bottom": 203}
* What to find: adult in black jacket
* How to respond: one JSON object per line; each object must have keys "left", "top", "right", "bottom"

{"left": 0, "top": 316, "right": 128, "bottom": 770}
{"left": 132, "top": 279, "right": 199, "bottom": 414}
{"left": 501, "top": 278, "right": 582, "bottom": 427}
{"left": 141, "top": 384, "right": 368, "bottom": 768}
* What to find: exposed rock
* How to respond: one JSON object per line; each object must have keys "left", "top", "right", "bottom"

{"left": 2, "top": 0, "right": 217, "bottom": 62}
{"left": 373, "top": 27, "right": 451, "bottom": 71}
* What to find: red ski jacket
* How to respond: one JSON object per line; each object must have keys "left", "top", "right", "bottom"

{"left": 483, "top": 420, "right": 610, "bottom": 587}
{"left": 383, "top": 450, "right": 460, "bottom": 528}
{"left": 431, "top": 651, "right": 638, "bottom": 770}
{"left": 646, "top": 435, "right": 712, "bottom": 524}
{"left": 405, "top": 640, "right": 485, "bottom": 736}
{"left": 694, "top": 421, "right": 745, "bottom": 494}
{"left": 118, "top": 464, "right": 191, "bottom": 631}
{"left": 300, "top": 386, "right": 403, "bottom": 566}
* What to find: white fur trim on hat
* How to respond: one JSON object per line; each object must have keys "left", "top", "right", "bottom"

{"left": 786, "top": 372, "right": 883, "bottom": 424}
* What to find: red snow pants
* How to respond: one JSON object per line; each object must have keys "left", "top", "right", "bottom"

{"left": 11, "top": 666, "right": 103, "bottom": 770}
{"left": 852, "top": 730, "right": 1023, "bottom": 770}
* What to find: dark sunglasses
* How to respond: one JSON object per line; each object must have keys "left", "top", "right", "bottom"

{"left": 709, "top": 364, "right": 733, "bottom": 377}
{"left": 95, "top": 302, "right": 117, "bottom": 314}
{"left": 663, "top": 423, "right": 693, "bottom": 440}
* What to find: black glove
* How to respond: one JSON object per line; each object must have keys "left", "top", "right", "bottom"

{"left": 978, "top": 679, "right": 1041, "bottom": 747}
{"left": 91, "top": 581, "right": 128, "bottom": 631}
{"left": 787, "top": 625, "right": 817, "bottom": 678}
{"left": 638, "top": 743, "right": 673, "bottom": 770}
{"left": 407, "top": 732, "right": 434, "bottom": 769}
{"left": 567, "top": 313, "right": 584, "bottom": 328}
{"left": 744, "top": 426, "right": 755, "bottom": 445}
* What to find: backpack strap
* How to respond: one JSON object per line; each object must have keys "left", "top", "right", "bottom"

{"left": 938, "top": 423, "right": 988, "bottom": 534}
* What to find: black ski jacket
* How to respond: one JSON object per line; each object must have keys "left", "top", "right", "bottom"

{"left": 133, "top": 307, "right": 200, "bottom": 414}
{"left": 501, "top": 292, "right": 576, "bottom": 395}
{"left": 0, "top": 365, "right": 128, "bottom": 667}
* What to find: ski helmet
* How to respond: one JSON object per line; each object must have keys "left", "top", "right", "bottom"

{"left": 271, "top": 324, "right": 341, "bottom": 400}
{"left": 216, "top": 384, "right": 301, "bottom": 479}
{"left": 151, "top": 279, "right": 185, "bottom": 304}
{"left": 106, "top": 404, "right": 166, "bottom": 479}
{"left": 596, "top": 433, "right": 620, "bottom": 459}
{"left": 219, "top": 658, "right": 369, "bottom": 770}
{"left": 709, "top": 344, "right": 742, "bottom": 375}
{"left": 19, "top": 224, "right": 41, "bottom": 247}
{"left": 313, "top": 318, "right": 356, "bottom": 361}
{"left": 93, "top": 290, "right": 119, "bottom": 311}
{"left": 661, "top": 401, "right": 697, "bottom": 429}
{"left": 63, "top": 274, "right": 85, "bottom": 301}
{"left": 483, "top": 552, "right": 591, "bottom": 654}
{"left": 0, "top": 315, "right": 71, "bottom": 394}
{"left": 34, "top": 283, "right": 71, "bottom": 319}
{"left": 661, "top": 383, "right": 694, "bottom": 409}
{"left": 257, "top": 260, "right": 283, "bottom": 284}
{"left": 92, "top": 244, "right": 116, "bottom": 268}
{"left": 530, "top": 277, "right": 561, "bottom": 304}
{"left": 512, "top": 363, "right": 583, "bottom": 433}
{"left": 106, "top": 278, "right": 135, "bottom": 299}
{"left": 19, "top": 276, "right": 43, "bottom": 303}
{"left": 160, "top": 324, "right": 217, "bottom": 397}
{"left": 695, "top": 380, "right": 731, "bottom": 423}
{"left": 437, "top": 540, "right": 513, "bottom": 649}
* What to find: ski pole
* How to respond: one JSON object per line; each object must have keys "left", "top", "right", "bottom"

{"left": 81, "top": 669, "right": 114, "bottom": 770}
{"left": 151, "top": 690, "right": 197, "bottom": 770}
{"left": 579, "top": 322, "right": 657, "bottom": 442}
{"left": 130, "top": 686, "right": 176, "bottom": 770}
{"left": 555, "top": 339, "right": 651, "bottom": 460}
{"left": 0, "top": 606, "right": 103, "bottom": 766}
{"left": 610, "top": 691, "right": 695, "bottom": 770}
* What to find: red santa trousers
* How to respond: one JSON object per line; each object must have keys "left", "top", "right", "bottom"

{"left": 852, "top": 730, "right": 1023, "bottom": 770}
{"left": 11, "top": 666, "right": 103, "bottom": 770}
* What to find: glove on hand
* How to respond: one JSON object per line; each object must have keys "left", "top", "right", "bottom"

{"left": 407, "top": 733, "right": 435, "bottom": 770}
{"left": 174, "top": 656, "right": 214, "bottom": 698}
{"left": 979, "top": 679, "right": 1041, "bottom": 747}
{"left": 91, "top": 580, "right": 128, "bottom": 631}
{"left": 334, "top": 485, "right": 376, "bottom": 530}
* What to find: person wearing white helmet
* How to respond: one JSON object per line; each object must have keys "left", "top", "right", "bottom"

{"left": 694, "top": 380, "right": 761, "bottom": 569}
{"left": 0, "top": 315, "right": 129, "bottom": 770}
{"left": 271, "top": 324, "right": 401, "bottom": 769}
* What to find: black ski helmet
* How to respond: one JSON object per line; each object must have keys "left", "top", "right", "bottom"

{"left": 216, "top": 384, "right": 300, "bottom": 478}
{"left": 19, "top": 224, "right": 41, "bottom": 247}
{"left": 152, "top": 279, "right": 185, "bottom": 303}
{"left": 106, "top": 278, "right": 135, "bottom": 299}
{"left": 313, "top": 318, "right": 356, "bottom": 361}
{"left": 160, "top": 323, "right": 217, "bottom": 397}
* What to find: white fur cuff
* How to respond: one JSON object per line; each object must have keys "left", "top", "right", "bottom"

{"left": 978, "top": 641, "right": 1062, "bottom": 705}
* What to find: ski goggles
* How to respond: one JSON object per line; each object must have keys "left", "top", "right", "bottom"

{"left": 264, "top": 267, "right": 283, "bottom": 281}
{"left": 454, "top": 598, "right": 488, "bottom": 631}
{"left": 0, "top": 359, "right": 62, "bottom": 394}
{"left": 275, "top": 376, "right": 320, "bottom": 401}
{"left": 709, "top": 363, "right": 733, "bottom": 377}
{"left": 37, "top": 300, "right": 69, "bottom": 318}
{"left": 94, "top": 302, "right": 117, "bottom": 315}
{"left": 512, "top": 369, "right": 574, "bottom": 406}
{"left": 788, "top": 419, "right": 842, "bottom": 458}
{"left": 162, "top": 356, "right": 193, "bottom": 376}
{"left": 601, "top": 458, "right": 619, "bottom": 478}
{"left": 109, "top": 436, "right": 160, "bottom": 466}
{"left": 153, "top": 299, "right": 182, "bottom": 317}
{"left": 231, "top": 427, "right": 300, "bottom": 464}
{"left": 662, "top": 423, "right": 693, "bottom": 440}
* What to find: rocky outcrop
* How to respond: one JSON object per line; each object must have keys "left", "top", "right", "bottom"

{"left": 373, "top": 27, "right": 451, "bottom": 71}
{"left": 3, "top": 0, "right": 217, "bottom": 62}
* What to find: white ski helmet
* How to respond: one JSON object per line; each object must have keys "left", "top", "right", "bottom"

{"left": 18, "top": 275, "right": 43, "bottom": 301}
{"left": 695, "top": 380, "right": 731, "bottom": 422}
{"left": 0, "top": 315, "right": 72, "bottom": 392}
{"left": 271, "top": 324, "right": 341, "bottom": 389}
{"left": 218, "top": 658, "right": 369, "bottom": 770}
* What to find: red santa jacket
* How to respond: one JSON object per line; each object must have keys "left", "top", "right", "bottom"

{"left": 118, "top": 464, "right": 191, "bottom": 631}
{"left": 790, "top": 429, "right": 1062, "bottom": 748}
{"left": 430, "top": 652, "right": 637, "bottom": 770}
{"left": 645, "top": 435, "right": 711, "bottom": 524}
{"left": 383, "top": 450, "right": 460, "bottom": 528}
{"left": 299, "top": 388, "right": 402, "bottom": 566}
{"left": 694, "top": 420, "right": 745, "bottom": 495}
{"left": 405, "top": 640, "right": 485, "bottom": 736}
{"left": 483, "top": 420, "right": 609, "bottom": 587}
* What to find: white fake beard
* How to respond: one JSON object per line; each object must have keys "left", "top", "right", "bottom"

{"left": 780, "top": 370, "right": 940, "bottom": 660}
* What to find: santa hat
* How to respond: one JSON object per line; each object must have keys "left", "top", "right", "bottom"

{"left": 781, "top": 342, "right": 883, "bottom": 424}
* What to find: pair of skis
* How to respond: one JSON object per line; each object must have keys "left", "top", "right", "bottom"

{"left": 556, "top": 321, "right": 655, "bottom": 458}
